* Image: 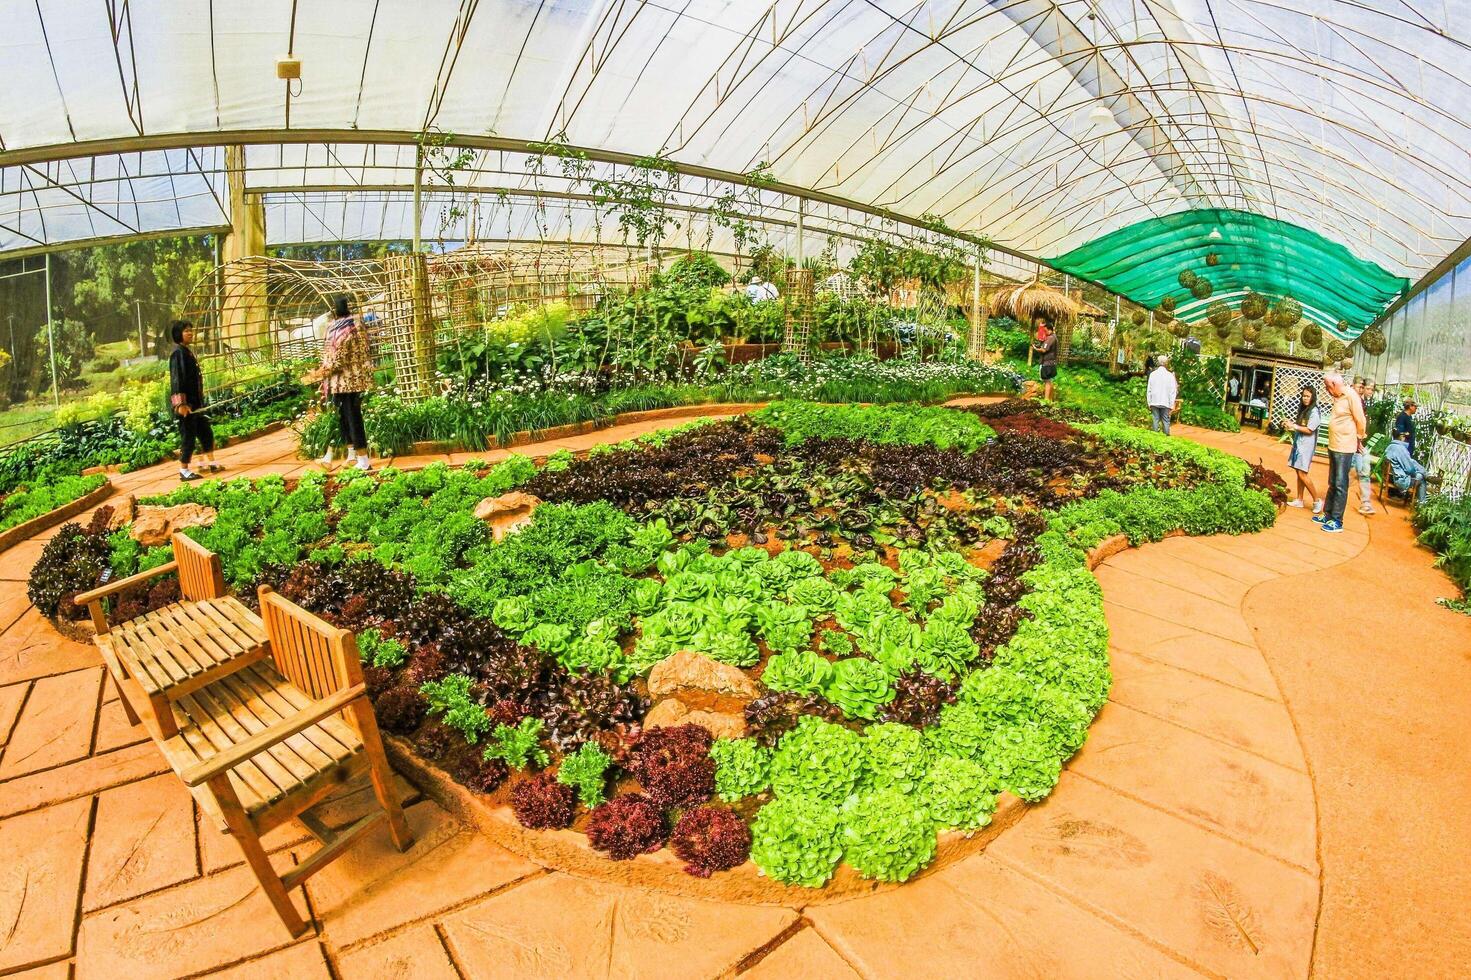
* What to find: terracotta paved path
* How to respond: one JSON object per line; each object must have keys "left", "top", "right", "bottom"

{"left": 1, "top": 415, "right": 1466, "bottom": 978}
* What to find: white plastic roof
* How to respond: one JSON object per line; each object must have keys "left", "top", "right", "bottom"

{"left": 1, "top": 0, "right": 1468, "bottom": 276}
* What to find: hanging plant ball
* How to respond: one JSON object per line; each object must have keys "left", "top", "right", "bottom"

{"left": 1206, "top": 300, "right": 1233, "bottom": 328}
{"left": 1169, "top": 320, "right": 1189, "bottom": 338}
{"left": 1130, "top": 309, "right": 1147, "bottom": 326}
{"left": 1159, "top": 294, "right": 1177, "bottom": 313}
{"left": 1282, "top": 321, "right": 1300, "bottom": 343}
{"left": 1205, "top": 253, "right": 1221, "bottom": 267}
{"left": 1239, "top": 291, "right": 1268, "bottom": 320}
{"left": 1359, "top": 324, "right": 1387, "bottom": 356}
{"left": 1215, "top": 323, "right": 1232, "bottom": 340}
{"left": 1336, "top": 319, "right": 1352, "bottom": 334}
{"left": 1300, "top": 323, "right": 1323, "bottom": 349}
{"left": 1178, "top": 270, "right": 1198, "bottom": 289}
{"left": 1326, "top": 339, "right": 1348, "bottom": 362}
{"left": 1269, "top": 297, "right": 1303, "bottom": 328}
{"left": 1190, "top": 278, "right": 1213, "bottom": 300}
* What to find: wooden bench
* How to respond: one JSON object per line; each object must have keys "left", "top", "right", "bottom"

{"left": 77, "top": 534, "right": 270, "bottom": 738}
{"left": 158, "top": 587, "right": 413, "bottom": 936}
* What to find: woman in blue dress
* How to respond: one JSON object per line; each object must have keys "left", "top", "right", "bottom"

{"left": 1287, "top": 385, "right": 1323, "bottom": 513}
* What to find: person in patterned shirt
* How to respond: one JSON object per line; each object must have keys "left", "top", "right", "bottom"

{"left": 317, "top": 295, "right": 375, "bottom": 471}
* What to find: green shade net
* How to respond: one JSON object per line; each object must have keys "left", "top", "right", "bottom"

{"left": 1047, "top": 209, "right": 1407, "bottom": 336}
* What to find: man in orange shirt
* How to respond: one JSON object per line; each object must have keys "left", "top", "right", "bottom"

{"left": 1315, "top": 372, "right": 1366, "bottom": 534}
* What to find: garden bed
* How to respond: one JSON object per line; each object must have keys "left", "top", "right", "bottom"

{"left": 31, "top": 400, "right": 1282, "bottom": 890}
{"left": 0, "top": 475, "right": 113, "bottom": 555}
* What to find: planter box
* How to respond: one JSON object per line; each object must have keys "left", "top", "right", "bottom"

{"left": 0, "top": 478, "right": 116, "bottom": 555}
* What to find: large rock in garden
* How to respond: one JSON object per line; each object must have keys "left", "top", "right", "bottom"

{"left": 474, "top": 491, "right": 542, "bottom": 541}
{"left": 130, "top": 503, "right": 217, "bottom": 547}
{"left": 105, "top": 494, "right": 137, "bottom": 531}
{"left": 643, "top": 698, "right": 746, "bottom": 739}
{"left": 648, "top": 651, "right": 760, "bottom": 701}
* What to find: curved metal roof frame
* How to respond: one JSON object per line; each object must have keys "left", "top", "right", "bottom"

{"left": 0, "top": 0, "right": 1467, "bottom": 304}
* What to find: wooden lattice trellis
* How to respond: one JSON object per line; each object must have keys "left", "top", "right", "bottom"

{"left": 782, "top": 268, "right": 815, "bottom": 362}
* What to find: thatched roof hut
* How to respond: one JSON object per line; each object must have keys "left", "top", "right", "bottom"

{"left": 991, "top": 280, "right": 1081, "bottom": 326}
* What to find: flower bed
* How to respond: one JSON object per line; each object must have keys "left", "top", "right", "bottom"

{"left": 32, "top": 400, "right": 1277, "bottom": 888}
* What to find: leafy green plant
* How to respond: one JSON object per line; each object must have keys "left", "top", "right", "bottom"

{"left": 823, "top": 658, "right": 897, "bottom": 720}
{"left": 483, "top": 717, "right": 550, "bottom": 770}
{"left": 921, "top": 756, "right": 998, "bottom": 831}
{"left": 419, "top": 673, "right": 490, "bottom": 745}
{"left": 711, "top": 737, "right": 773, "bottom": 802}
{"left": 769, "top": 717, "right": 865, "bottom": 801}
{"left": 357, "top": 628, "right": 407, "bottom": 669}
{"left": 749, "top": 794, "right": 844, "bottom": 887}
{"left": 555, "top": 742, "right": 613, "bottom": 807}
{"left": 760, "top": 649, "right": 832, "bottom": 697}
{"left": 863, "top": 723, "right": 931, "bottom": 793}
{"left": 754, "top": 401, "right": 996, "bottom": 451}
{"left": 840, "top": 788, "right": 936, "bottom": 882}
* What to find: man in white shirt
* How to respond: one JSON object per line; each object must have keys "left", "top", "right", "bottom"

{"left": 745, "top": 276, "right": 779, "bottom": 303}
{"left": 1147, "top": 354, "right": 1179, "bottom": 435}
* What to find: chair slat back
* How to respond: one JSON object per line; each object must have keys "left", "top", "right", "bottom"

{"left": 171, "top": 533, "right": 227, "bottom": 602}
{"left": 256, "top": 586, "right": 364, "bottom": 700}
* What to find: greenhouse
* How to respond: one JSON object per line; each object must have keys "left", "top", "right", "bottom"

{"left": 1, "top": 2, "right": 1469, "bottom": 977}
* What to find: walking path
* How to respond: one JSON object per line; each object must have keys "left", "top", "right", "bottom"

{"left": 1, "top": 415, "right": 1468, "bottom": 978}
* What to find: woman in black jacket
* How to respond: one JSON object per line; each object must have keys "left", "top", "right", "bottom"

{"left": 169, "top": 320, "right": 222, "bottom": 480}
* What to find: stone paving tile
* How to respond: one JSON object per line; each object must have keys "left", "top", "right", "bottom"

{"left": 1195, "top": 535, "right": 1325, "bottom": 578}
{"left": 989, "top": 774, "right": 1316, "bottom": 979}
{"left": 0, "top": 797, "right": 92, "bottom": 973}
{"left": 0, "top": 611, "right": 100, "bottom": 686}
{"left": 0, "top": 584, "right": 31, "bottom": 634}
{"left": 439, "top": 872, "right": 798, "bottom": 980}
{"left": 0, "top": 741, "right": 168, "bottom": 819}
{"left": 744, "top": 928, "right": 859, "bottom": 980}
{"left": 306, "top": 772, "right": 421, "bottom": 832}
{"left": 205, "top": 939, "right": 332, "bottom": 978}
{"left": 1104, "top": 546, "right": 1252, "bottom": 605}
{"left": 0, "top": 667, "right": 102, "bottom": 779}
{"left": 1269, "top": 518, "right": 1367, "bottom": 556}
{"left": 197, "top": 810, "right": 311, "bottom": 875}
{"left": 333, "top": 925, "right": 461, "bottom": 979}
{"left": 0, "top": 539, "right": 48, "bottom": 577}
{"left": 84, "top": 774, "right": 200, "bottom": 911}
{"left": 1094, "top": 565, "right": 1254, "bottom": 645}
{"left": 1109, "top": 649, "right": 1307, "bottom": 772}
{"left": 809, "top": 852, "right": 1201, "bottom": 979}
{"left": 8, "top": 961, "right": 73, "bottom": 978}
{"left": 77, "top": 861, "right": 306, "bottom": 980}
{"left": 92, "top": 696, "right": 149, "bottom": 754}
{"left": 1104, "top": 603, "right": 1280, "bottom": 699}
{"left": 1071, "top": 702, "right": 1316, "bottom": 871}
{"left": 304, "top": 801, "right": 539, "bottom": 949}
{"left": 0, "top": 679, "right": 28, "bottom": 748}
{"left": 1147, "top": 537, "right": 1281, "bottom": 586}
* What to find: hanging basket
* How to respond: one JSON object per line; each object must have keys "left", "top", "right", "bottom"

{"left": 1130, "top": 309, "right": 1147, "bottom": 326}
{"left": 1268, "top": 297, "right": 1303, "bottom": 328}
{"left": 1159, "top": 294, "right": 1177, "bottom": 313}
{"left": 1359, "top": 325, "right": 1387, "bottom": 356}
{"left": 1178, "top": 269, "right": 1198, "bottom": 289}
{"left": 1190, "top": 278, "right": 1213, "bottom": 300}
{"left": 1326, "top": 339, "right": 1348, "bottom": 362}
{"left": 1169, "top": 320, "right": 1189, "bottom": 338}
{"left": 1300, "top": 322, "right": 1323, "bottom": 349}
{"left": 1205, "top": 253, "right": 1221, "bottom": 267}
{"left": 1239, "top": 291, "right": 1268, "bottom": 320}
{"left": 1214, "top": 323, "right": 1232, "bottom": 340}
{"left": 1242, "top": 320, "right": 1263, "bottom": 343}
{"left": 1207, "top": 300, "right": 1233, "bottom": 328}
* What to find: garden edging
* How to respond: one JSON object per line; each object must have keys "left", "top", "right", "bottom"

{"left": 0, "top": 478, "right": 115, "bottom": 555}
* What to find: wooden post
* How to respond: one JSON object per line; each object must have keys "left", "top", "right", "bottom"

{"left": 221, "top": 146, "right": 267, "bottom": 350}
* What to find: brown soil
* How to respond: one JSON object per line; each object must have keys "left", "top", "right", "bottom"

{"left": 1243, "top": 513, "right": 1471, "bottom": 976}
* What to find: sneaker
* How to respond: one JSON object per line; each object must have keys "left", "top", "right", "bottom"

{"left": 1287, "top": 499, "right": 1304, "bottom": 508}
{"left": 1322, "top": 520, "right": 1344, "bottom": 533}
{"left": 355, "top": 457, "right": 372, "bottom": 472}
{"left": 1358, "top": 503, "right": 1375, "bottom": 515}
{"left": 1313, "top": 500, "right": 1324, "bottom": 514}
{"left": 1312, "top": 513, "right": 1327, "bottom": 524}
{"left": 179, "top": 470, "right": 201, "bottom": 482}
{"left": 318, "top": 449, "right": 335, "bottom": 466}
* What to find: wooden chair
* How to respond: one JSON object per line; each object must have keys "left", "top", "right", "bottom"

{"left": 158, "top": 587, "right": 414, "bottom": 936}
{"left": 78, "top": 534, "right": 270, "bottom": 737}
